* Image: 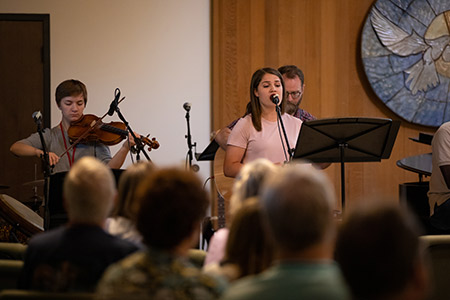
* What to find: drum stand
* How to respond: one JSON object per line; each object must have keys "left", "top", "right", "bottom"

{"left": 5, "top": 226, "right": 20, "bottom": 243}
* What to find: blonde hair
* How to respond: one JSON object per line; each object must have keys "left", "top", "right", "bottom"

{"left": 113, "top": 161, "right": 154, "bottom": 219}
{"left": 230, "top": 159, "right": 278, "bottom": 219}
{"left": 63, "top": 157, "right": 116, "bottom": 224}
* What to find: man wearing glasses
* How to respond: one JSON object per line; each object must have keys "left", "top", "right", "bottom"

{"left": 214, "top": 65, "right": 316, "bottom": 150}
{"left": 278, "top": 65, "right": 314, "bottom": 120}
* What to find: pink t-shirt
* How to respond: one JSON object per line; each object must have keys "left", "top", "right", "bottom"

{"left": 227, "top": 114, "right": 302, "bottom": 164}
{"left": 203, "top": 228, "right": 229, "bottom": 267}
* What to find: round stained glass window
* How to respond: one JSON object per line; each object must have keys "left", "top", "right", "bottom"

{"left": 361, "top": 0, "right": 450, "bottom": 127}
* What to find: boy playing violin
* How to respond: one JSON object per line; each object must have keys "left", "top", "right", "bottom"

{"left": 10, "top": 79, "right": 136, "bottom": 173}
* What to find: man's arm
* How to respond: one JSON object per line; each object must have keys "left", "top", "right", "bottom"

{"left": 215, "top": 127, "right": 231, "bottom": 150}
{"left": 214, "top": 118, "right": 242, "bottom": 150}
{"left": 10, "top": 141, "right": 60, "bottom": 166}
{"left": 108, "top": 133, "right": 138, "bottom": 169}
{"left": 223, "top": 145, "right": 245, "bottom": 178}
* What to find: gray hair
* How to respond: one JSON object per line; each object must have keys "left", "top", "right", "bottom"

{"left": 230, "top": 158, "right": 278, "bottom": 218}
{"left": 261, "top": 163, "right": 336, "bottom": 252}
{"left": 63, "top": 157, "right": 116, "bottom": 224}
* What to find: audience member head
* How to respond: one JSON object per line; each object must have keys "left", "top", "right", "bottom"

{"left": 278, "top": 65, "right": 305, "bottom": 115}
{"left": 63, "top": 157, "right": 116, "bottom": 226}
{"left": 261, "top": 163, "right": 336, "bottom": 258}
{"left": 224, "top": 197, "right": 275, "bottom": 280}
{"left": 249, "top": 67, "right": 286, "bottom": 131}
{"left": 230, "top": 158, "right": 278, "bottom": 220}
{"left": 112, "top": 161, "right": 154, "bottom": 220}
{"left": 335, "top": 201, "right": 430, "bottom": 300}
{"left": 55, "top": 79, "right": 88, "bottom": 107}
{"left": 135, "top": 167, "right": 209, "bottom": 253}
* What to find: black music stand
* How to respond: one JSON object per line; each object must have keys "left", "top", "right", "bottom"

{"left": 195, "top": 139, "right": 219, "bottom": 161}
{"left": 293, "top": 117, "right": 400, "bottom": 211}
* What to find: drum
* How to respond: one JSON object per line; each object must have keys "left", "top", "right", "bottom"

{"left": 0, "top": 194, "right": 44, "bottom": 238}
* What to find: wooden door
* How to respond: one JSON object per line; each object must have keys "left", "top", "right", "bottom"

{"left": 0, "top": 14, "right": 50, "bottom": 215}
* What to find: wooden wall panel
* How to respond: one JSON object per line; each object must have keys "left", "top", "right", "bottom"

{"left": 212, "top": 0, "right": 435, "bottom": 212}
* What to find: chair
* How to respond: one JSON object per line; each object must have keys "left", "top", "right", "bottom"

{"left": 0, "top": 260, "right": 23, "bottom": 291}
{"left": 0, "top": 243, "right": 27, "bottom": 260}
{"left": 420, "top": 235, "right": 450, "bottom": 300}
{"left": 0, "top": 243, "right": 26, "bottom": 291}
{"left": 0, "top": 290, "right": 93, "bottom": 299}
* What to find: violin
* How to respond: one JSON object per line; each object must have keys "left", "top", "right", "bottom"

{"left": 67, "top": 114, "right": 160, "bottom": 149}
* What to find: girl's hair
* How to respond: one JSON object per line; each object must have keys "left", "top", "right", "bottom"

{"left": 112, "top": 161, "right": 154, "bottom": 219}
{"left": 224, "top": 197, "right": 275, "bottom": 278}
{"left": 247, "top": 67, "right": 286, "bottom": 131}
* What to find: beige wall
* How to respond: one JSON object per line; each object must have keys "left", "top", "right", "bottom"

{"left": 2, "top": 0, "right": 212, "bottom": 181}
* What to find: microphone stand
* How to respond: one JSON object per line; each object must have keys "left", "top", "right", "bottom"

{"left": 113, "top": 105, "right": 151, "bottom": 162}
{"left": 184, "top": 109, "right": 197, "bottom": 171}
{"left": 275, "top": 104, "right": 294, "bottom": 162}
{"left": 35, "top": 117, "right": 52, "bottom": 230}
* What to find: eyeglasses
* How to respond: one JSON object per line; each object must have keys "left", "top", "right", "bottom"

{"left": 286, "top": 91, "right": 302, "bottom": 99}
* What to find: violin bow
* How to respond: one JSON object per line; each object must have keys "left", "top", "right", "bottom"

{"left": 58, "top": 96, "right": 126, "bottom": 159}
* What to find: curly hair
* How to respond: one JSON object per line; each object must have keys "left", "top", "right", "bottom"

{"left": 135, "top": 168, "right": 209, "bottom": 250}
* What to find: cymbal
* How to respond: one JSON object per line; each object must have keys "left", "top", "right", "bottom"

{"left": 0, "top": 184, "right": 9, "bottom": 189}
{"left": 22, "top": 179, "right": 44, "bottom": 187}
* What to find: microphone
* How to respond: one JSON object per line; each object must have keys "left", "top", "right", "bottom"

{"left": 107, "top": 88, "right": 121, "bottom": 116}
{"left": 270, "top": 94, "right": 280, "bottom": 105}
{"left": 183, "top": 102, "right": 191, "bottom": 112}
{"left": 32, "top": 111, "right": 42, "bottom": 124}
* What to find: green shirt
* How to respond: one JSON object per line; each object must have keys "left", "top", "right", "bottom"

{"left": 222, "top": 261, "right": 350, "bottom": 300}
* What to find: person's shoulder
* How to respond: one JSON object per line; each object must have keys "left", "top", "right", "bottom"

{"left": 228, "top": 117, "right": 242, "bottom": 130}
{"left": 212, "top": 228, "right": 229, "bottom": 241}
{"left": 101, "top": 250, "right": 147, "bottom": 282}
{"left": 439, "top": 121, "right": 450, "bottom": 132}
{"left": 222, "top": 274, "right": 266, "bottom": 300}
{"left": 23, "top": 227, "right": 67, "bottom": 261}
{"left": 96, "top": 251, "right": 146, "bottom": 293}
{"left": 98, "top": 251, "right": 227, "bottom": 298}
{"left": 283, "top": 113, "right": 300, "bottom": 120}
{"left": 73, "top": 225, "right": 140, "bottom": 254}
{"left": 193, "top": 264, "right": 228, "bottom": 295}
{"left": 237, "top": 114, "right": 252, "bottom": 124}
{"left": 42, "top": 124, "right": 61, "bottom": 137}
{"left": 283, "top": 113, "right": 302, "bottom": 125}
{"left": 231, "top": 115, "right": 253, "bottom": 134}
{"left": 106, "top": 250, "right": 144, "bottom": 272}
{"left": 103, "top": 229, "right": 141, "bottom": 252}
{"left": 27, "top": 226, "right": 65, "bottom": 248}
{"left": 434, "top": 122, "right": 450, "bottom": 141}
{"left": 295, "top": 108, "right": 316, "bottom": 121}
